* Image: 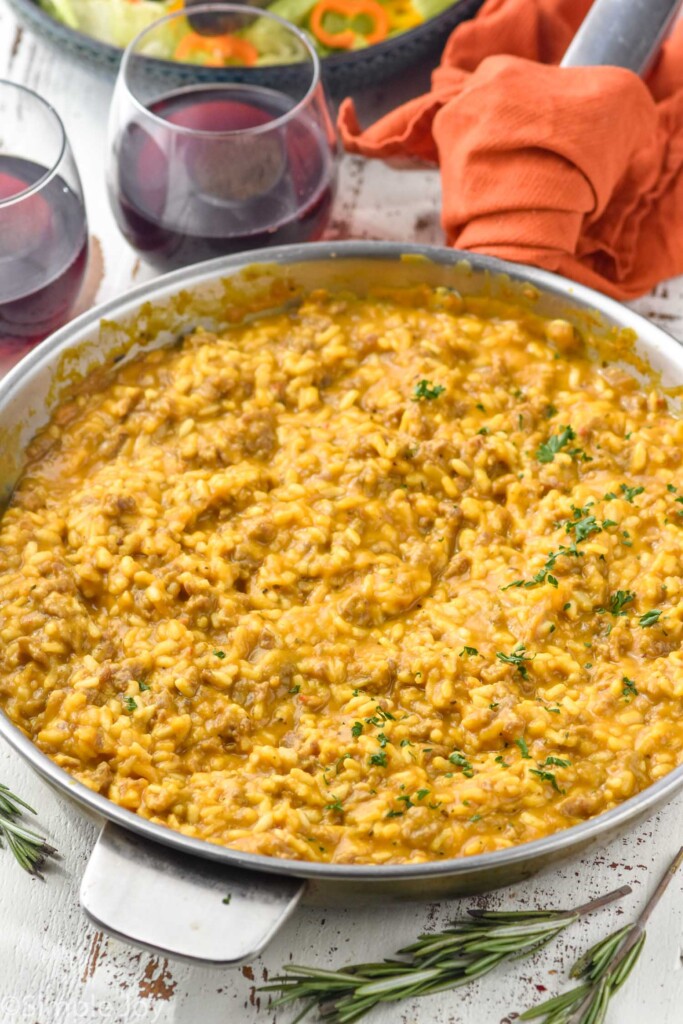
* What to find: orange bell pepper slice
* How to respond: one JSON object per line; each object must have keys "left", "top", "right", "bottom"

{"left": 310, "top": 0, "right": 390, "bottom": 50}
{"left": 174, "top": 30, "right": 259, "bottom": 67}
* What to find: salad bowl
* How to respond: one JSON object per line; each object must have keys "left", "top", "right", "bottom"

{"left": 6, "top": 0, "right": 485, "bottom": 94}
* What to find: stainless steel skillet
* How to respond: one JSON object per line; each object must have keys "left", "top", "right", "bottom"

{"left": 0, "top": 241, "right": 682, "bottom": 966}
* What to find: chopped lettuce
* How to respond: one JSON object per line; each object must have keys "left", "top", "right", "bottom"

{"left": 41, "top": 0, "right": 175, "bottom": 47}
{"left": 411, "top": 0, "right": 456, "bottom": 18}
{"left": 266, "top": 0, "right": 319, "bottom": 24}
{"left": 243, "top": 12, "right": 313, "bottom": 65}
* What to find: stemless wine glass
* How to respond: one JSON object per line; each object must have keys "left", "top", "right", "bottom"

{"left": 0, "top": 81, "right": 89, "bottom": 355}
{"left": 107, "top": 4, "right": 338, "bottom": 272}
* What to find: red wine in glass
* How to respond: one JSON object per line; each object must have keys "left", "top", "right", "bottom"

{"left": 109, "top": 84, "right": 336, "bottom": 272}
{"left": 0, "top": 156, "right": 88, "bottom": 348}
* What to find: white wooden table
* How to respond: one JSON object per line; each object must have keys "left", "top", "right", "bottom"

{"left": 1, "top": 6, "right": 682, "bottom": 1022}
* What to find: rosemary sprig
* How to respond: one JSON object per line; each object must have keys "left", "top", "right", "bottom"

{"left": 262, "top": 885, "right": 631, "bottom": 1023}
{"left": 520, "top": 845, "right": 683, "bottom": 1024}
{"left": 0, "top": 783, "right": 56, "bottom": 877}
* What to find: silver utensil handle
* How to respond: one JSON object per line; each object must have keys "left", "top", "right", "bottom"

{"left": 561, "top": 0, "right": 683, "bottom": 74}
{"left": 80, "top": 823, "right": 304, "bottom": 966}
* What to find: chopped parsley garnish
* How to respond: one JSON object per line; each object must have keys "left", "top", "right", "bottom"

{"left": 542, "top": 756, "right": 571, "bottom": 768}
{"left": 365, "top": 708, "right": 395, "bottom": 726}
{"left": 213, "top": 650, "right": 226, "bottom": 659}
{"left": 566, "top": 513, "right": 601, "bottom": 542}
{"left": 222, "top": 894, "right": 232, "bottom": 905}
{"left": 416, "top": 789, "right": 430, "bottom": 801}
{"left": 495, "top": 755, "right": 510, "bottom": 767}
{"left": 386, "top": 809, "right": 404, "bottom": 818}
{"left": 497, "top": 644, "right": 534, "bottom": 678}
{"left": 397, "top": 794, "right": 414, "bottom": 809}
{"left": 602, "top": 518, "right": 617, "bottom": 528}
{"left": 369, "top": 751, "right": 387, "bottom": 767}
{"left": 489, "top": 702, "right": 499, "bottom": 710}
{"left": 544, "top": 404, "right": 558, "bottom": 419}
{"left": 530, "top": 768, "right": 561, "bottom": 791}
{"left": 351, "top": 721, "right": 363, "bottom": 738}
{"left": 449, "top": 751, "right": 475, "bottom": 777}
{"left": 459, "top": 646, "right": 479, "bottom": 657}
{"left": 289, "top": 684, "right": 301, "bottom": 694}
{"left": 469, "top": 813, "right": 482, "bottom": 822}
{"left": 138, "top": 680, "right": 150, "bottom": 692}
{"left": 667, "top": 484, "right": 677, "bottom": 493}
{"left": 377, "top": 732, "right": 389, "bottom": 748}
{"left": 413, "top": 380, "right": 445, "bottom": 401}
{"left": 515, "top": 737, "right": 531, "bottom": 759}
{"left": 620, "top": 483, "right": 644, "bottom": 503}
{"left": 477, "top": 427, "right": 489, "bottom": 435}
{"left": 609, "top": 590, "right": 635, "bottom": 616}
{"left": 622, "top": 677, "right": 638, "bottom": 700}
{"left": 400, "top": 738, "right": 413, "bottom": 747}
{"left": 638, "top": 610, "right": 661, "bottom": 627}
{"left": 536, "top": 425, "right": 576, "bottom": 463}
{"left": 122, "top": 696, "right": 137, "bottom": 713}
{"left": 325, "top": 797, "right": 344, "bottom": 814}
{"left": 502, "top": 544, "right": 582, "bottom": 591}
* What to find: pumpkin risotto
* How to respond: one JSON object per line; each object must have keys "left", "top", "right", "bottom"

{"left": 1, "top": 286, "right": 682, "bottom": 865}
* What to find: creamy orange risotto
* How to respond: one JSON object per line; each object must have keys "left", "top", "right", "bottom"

{"left": 1, "top": 286, "right": 682, "bottom": 864}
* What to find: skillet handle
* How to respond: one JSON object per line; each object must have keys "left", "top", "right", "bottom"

{"left": 80, "top": 822, "right": 304, "bottom": 966}
{"left": 561, "top": 0, "right": 683, "bottom": 75}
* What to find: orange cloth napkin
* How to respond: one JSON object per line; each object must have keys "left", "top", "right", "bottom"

{"left": 339, "top": 0, "right": 683, "bottom": 299}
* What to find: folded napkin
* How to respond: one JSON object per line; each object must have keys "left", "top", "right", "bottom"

{"left": 339, "top": 0, "right": 683, "bottom": 299}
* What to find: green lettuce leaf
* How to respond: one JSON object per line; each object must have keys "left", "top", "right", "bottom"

{"left": 40, "top": 0, "right": 175, "bottom": 47}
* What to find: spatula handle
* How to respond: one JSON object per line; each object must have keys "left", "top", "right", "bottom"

{"left": 561, "top": 0, "right": 683, "bottom": 75}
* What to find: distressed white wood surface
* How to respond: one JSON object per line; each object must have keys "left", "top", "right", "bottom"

{"left": 1, "top": 5, "right": 682, "bottom": 1022}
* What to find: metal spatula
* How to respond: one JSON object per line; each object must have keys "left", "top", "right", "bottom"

{"left": 562, "top": 0, "right": 683, "bottom": 73}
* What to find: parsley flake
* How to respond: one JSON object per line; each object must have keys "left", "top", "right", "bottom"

{"left": 497, "top": 644, "right": 534, "bottom": 679}
{"left": 530, "top": 768, "right": 562, "bottom": 792}
{"left": 536, "top": 425, "right": 576, "bottom": 463}
{"left": 515, "top": 737, "right": 531, "bottom": 759}
{"left": 609, "top": 590, "right": 635, "bottom": 616}
{"left": 622, "top": 677, "right": 638, "bottom": 700}
{"left": 413, "top": 380, "right": 445, "bottom": 401}
{"left": 566, "top": 514, "right": 601, "bottom": 542}
{"left": 620, "top": 483, "right": 644, "bottom": 503}
{"left": 449, "top": 751, "right": 475, "bottom": 778}
{"left": 638, "top": 610, "right": 661, "bottom": 627}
